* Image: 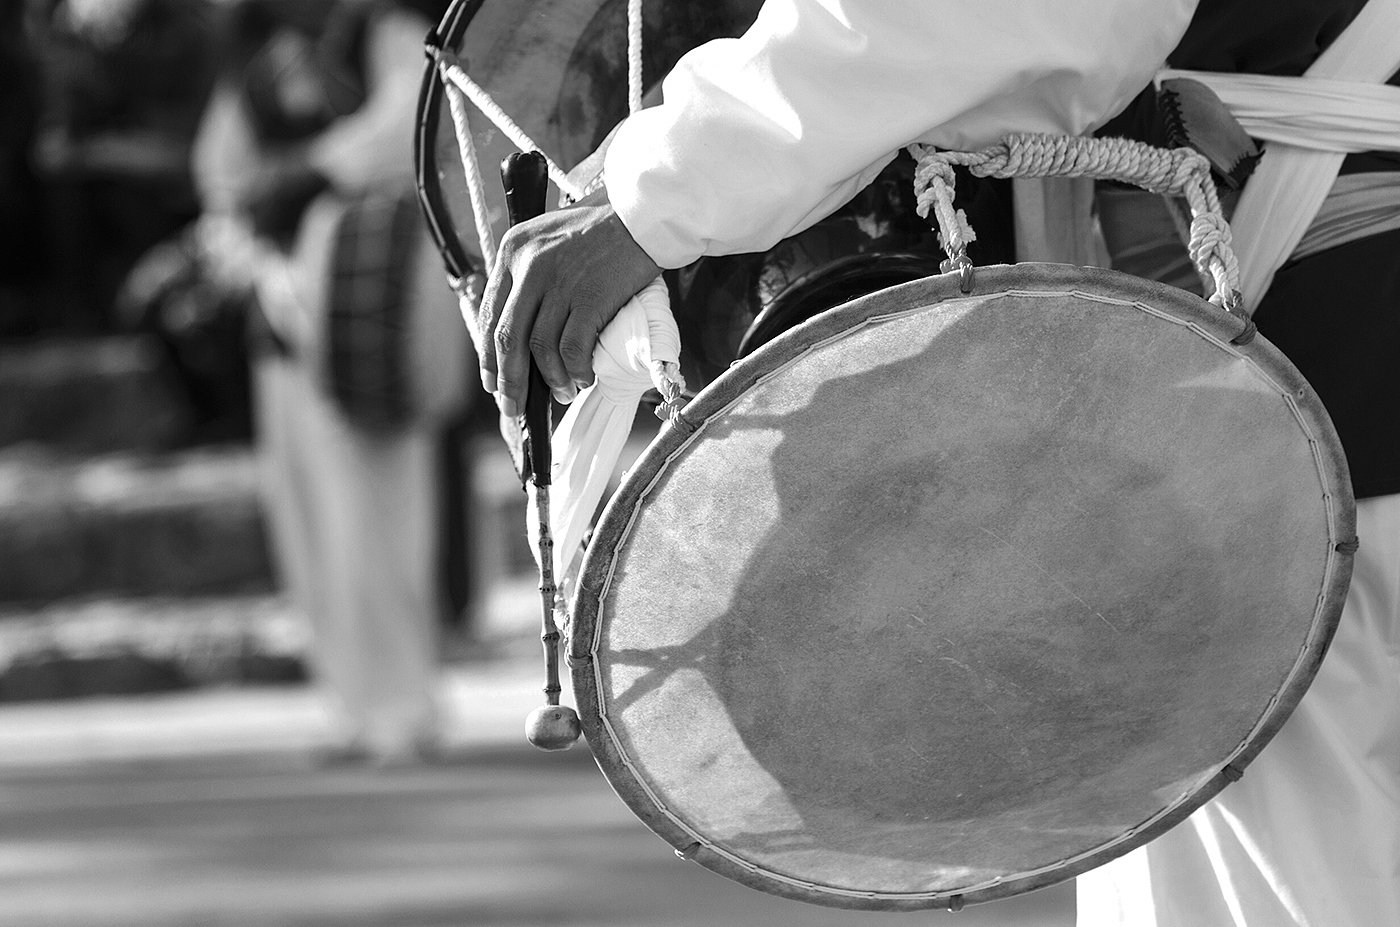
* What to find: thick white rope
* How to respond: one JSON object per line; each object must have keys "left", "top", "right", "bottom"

{"left": 431, "top": 47, "right": 586, "bottom": 202}
{"left": 430, "top": 0, "right": 649, "bottom": 275}
{"left": 439, "top": 70, "right": 498, "bottom": 277}
{"left": 911, "top": 133, "right": 1241, "bottom": 309}
{"left": 627, "top": 0, "right": 644, "bottom": 116}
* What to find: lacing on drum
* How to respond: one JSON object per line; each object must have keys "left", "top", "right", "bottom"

{"left": 427, "top": 0, "right": 646, "bottom": 273}
{"left": 428, "top": 45, "right": 585, "bottom": 274}
{"left": 426, "top": 0, "right": 686, "bottom": 409}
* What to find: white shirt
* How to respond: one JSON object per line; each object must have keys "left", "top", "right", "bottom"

{"left": 603, "top": 0, "right": 1200, "bottom": 269}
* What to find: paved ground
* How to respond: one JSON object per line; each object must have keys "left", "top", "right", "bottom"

{"left": 0, "top": 656, "right": 1075, "bottom": 927}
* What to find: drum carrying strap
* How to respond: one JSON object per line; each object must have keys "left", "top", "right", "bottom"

{"left": 1162, "top": 0, "right": 1400, "bottom": 313}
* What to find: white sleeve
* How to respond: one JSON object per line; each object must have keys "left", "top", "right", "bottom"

{"left": 603, "top": 0, "right": 1199, "bottom": 269}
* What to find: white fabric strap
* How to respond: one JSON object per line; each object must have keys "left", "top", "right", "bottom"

{"left": 1294, "top": 171, "right": 1400, "bottom": 262}
{"left": 1180, "top": 0, "right": 1400, "bottom": 313}
{"left": 548, "top": 277, "right": 678, "bottom": 594}
{"left": 435, "top": 53, "right": 586, "bottom": 202}
{"left": 1158, "top": 69, "right": 1400, "bottom": 154}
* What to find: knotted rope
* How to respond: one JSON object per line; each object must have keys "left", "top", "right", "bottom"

{"left": 910, "top": 134, "right": 1242, "bottom": 312}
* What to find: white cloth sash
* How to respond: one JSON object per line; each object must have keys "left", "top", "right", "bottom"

{"left": 537, "top": 276, "right": 679, "bottom": 600}
{"left": 1163, "top": 0, "right": 1400, "bottom": 313}
{"left": 1158, "top": 70, "right": 1400, "bottom": 154}
{"left": 1294, "top": 171, "right": 1400, "bottom": 262}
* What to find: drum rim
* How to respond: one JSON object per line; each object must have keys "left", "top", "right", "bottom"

{"left": 568, "top": 262, "right": 1356, "bottom": 911}
{"left": 414, "top": 0, "right": 489, "bottom": 284}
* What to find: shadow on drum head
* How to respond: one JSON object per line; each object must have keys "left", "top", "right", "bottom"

{"left": 572, "top": 264, "right": 1354, "bottom": 910}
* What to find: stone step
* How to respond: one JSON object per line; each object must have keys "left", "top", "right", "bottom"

{"left": 0, "top": 595, "right": 307, "bottom": 702}
{"left": 0, "top": 335, "right": 192, "bottom": 452}
{"left": 0, "top": 445, "right": 274, "bottom": 604}
{"left": 0, "top": 581, "right": 551, "bottom": 703}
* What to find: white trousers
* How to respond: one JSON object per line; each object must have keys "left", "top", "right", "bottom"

{"left": 1077, "top": 493, "right": 1400, "bottom": 926}
{"left": 254, "top": 355, "right": 442, "bottom": 758}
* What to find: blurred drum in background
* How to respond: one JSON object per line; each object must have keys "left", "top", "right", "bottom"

{"left": 324, "top": 187, "right": 469, "bottom": 433}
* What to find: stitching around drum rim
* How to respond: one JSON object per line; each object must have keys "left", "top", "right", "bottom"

{"left": 570, "top": 263, "right": 1356, "bottom": 910}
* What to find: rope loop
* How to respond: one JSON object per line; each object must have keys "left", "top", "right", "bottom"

{"left": 650, "top": 359, "right": 688, "bottom": 422}
{"left": 912, "top": 153, "right": 978, "bottom": 260}
{"left": 428, "top": 1, "right": 652, "bottom": 265}
{"left": 437, "top": 61, "right": 498, "bottom": 274}
{"left": 910, "top": 133, "right": 1242, "bottom": 309}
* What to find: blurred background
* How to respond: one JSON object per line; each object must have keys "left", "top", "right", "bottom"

{"left": 0, "top": 0, "right": 1072, "bottom": 923}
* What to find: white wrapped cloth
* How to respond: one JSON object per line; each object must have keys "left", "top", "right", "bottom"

{"left": 530, "top": 276, "right": 680, "bottom": 600}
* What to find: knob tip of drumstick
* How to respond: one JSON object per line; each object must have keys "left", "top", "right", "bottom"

{"left": 525, "top": 705, "right": 582, "bottom": 751}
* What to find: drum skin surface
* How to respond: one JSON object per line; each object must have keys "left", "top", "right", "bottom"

{"left": 569, "top": 264, "right": 1355, "bottom": 910}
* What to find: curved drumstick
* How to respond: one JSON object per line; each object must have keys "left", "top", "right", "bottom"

{"left": 500, "top": 150, "right": 582, "bottom": 751}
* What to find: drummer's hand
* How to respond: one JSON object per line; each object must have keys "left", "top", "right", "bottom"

{"left": 475, "top": 188, "right": 662, "bottom": 416}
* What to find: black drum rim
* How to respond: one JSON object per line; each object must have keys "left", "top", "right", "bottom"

{"left": 414, "top": 0, "right": 489, "bottom": 285}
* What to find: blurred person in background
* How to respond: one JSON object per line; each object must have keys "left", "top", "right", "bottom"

{"left": 0, "top": 0, "right": 47, "bottom": 335}
{"left": 192, "top": 0, "right": 470, "bottom": 764}
{"left": 22, "top": 0, "right": 220, "bottom": 333}
{"left": 13, "top": 0, "right": 254, "bottom": 440}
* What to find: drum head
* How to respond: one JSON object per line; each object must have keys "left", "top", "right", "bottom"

{"left": 570, "top": 264, "right": 1355, "bottom": 910}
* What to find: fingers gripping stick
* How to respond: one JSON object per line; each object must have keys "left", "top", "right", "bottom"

{"left": 501, "top": 151, "right": 582, "bottom": 751}
{"left": 500, "top": 150, "right": 555, "bottom": 482}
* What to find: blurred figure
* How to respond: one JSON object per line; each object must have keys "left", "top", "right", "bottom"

{"left": 23, "top": 0, "right": 220, "bottom": 332}
{"left": 113, "top": 220, "right": 258, "bottom": 444}
{"left": 193, "top": 0, "right": 470, "bottom": 763}
{"left": 0, "top": 0, "right": 47, "bottom": 335}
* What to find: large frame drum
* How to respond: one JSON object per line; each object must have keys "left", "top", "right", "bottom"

{"left": 569, "top": 263, "right": 1355, "bottom": 910}
{"left": 416, "top": 1, "right": 1356, "bottom": 912}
